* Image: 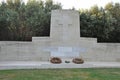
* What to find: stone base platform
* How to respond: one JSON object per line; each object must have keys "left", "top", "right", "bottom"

{"left": 0, "top": 61, "right": 120, "bottom": 70}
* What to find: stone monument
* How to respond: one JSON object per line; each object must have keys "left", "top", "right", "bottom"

{"left": 33, "top": 10, "right": 93, "bottom": 59}
{"left": 49, "top": 10, "right": 83, "bottom": 58}
{"left": 50, "top": 10, "right": 80, "bottom": 42}
{"left": 0, "top": 10, "right": 120, "bottom": 62}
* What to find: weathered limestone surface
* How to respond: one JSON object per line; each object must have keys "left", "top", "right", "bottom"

{"left": 0, "top": 10, "right": 120, "bottom": 62}
{"left": 0, "top": 42, "right": 50, "bottom": 61}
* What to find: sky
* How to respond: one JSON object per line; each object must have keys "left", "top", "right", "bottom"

{"left": 0, "top": 0, "right": 120, "bottom": 10}
{"left": 53, "top": 0, "right": 120, "bottom": 9}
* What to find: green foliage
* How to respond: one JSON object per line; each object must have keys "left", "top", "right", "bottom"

{"left": 80, "top": 3, "right": 120, "bottom": 42}
{"left": 0, "top": 0, "right": 120, "bottom": 42}
{"left": 0, "top": 0, "right": 61, "bottom": 41}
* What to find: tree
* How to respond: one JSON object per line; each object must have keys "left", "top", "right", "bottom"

{"left": 80, "top": 4, "right": 119, "bottom": 42}
{"left": 105, "top": 2, "right": 120, "bottom": 42}
{"left": 0, "top": 0, "right": 62, "bottom": 41}
{"left": 0, "top": 2, "right": 10, "bottom": 40}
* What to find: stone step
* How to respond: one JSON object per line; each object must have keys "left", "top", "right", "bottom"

{"left": 0, "top": 62, "right": 120, "bottom": 70}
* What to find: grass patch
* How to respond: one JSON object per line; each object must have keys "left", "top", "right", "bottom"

{"left": 0, "top": 68, "right": 120, "bottom": 80}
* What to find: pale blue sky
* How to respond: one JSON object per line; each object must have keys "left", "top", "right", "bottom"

{"left": 1, "top": 0, "right": 120, "bottom": 9}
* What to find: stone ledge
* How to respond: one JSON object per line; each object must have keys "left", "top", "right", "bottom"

{"left": 32, "top": 37, "right": 50, "bottom": 42}
{"left": 0, "top": 61, "right": 120, "bottom": 70}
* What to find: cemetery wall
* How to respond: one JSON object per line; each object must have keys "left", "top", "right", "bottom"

{"left": 0, "top": 10, "right": 120, "bottom": 62}
{"left": 80, "top": 43, "right": 120, "bottom": 62}
{"left": 0, "top": 41, "right": 120, "bottom": 62}
{"left": 0, "top": 41, "right": 50, "bottom": 61}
